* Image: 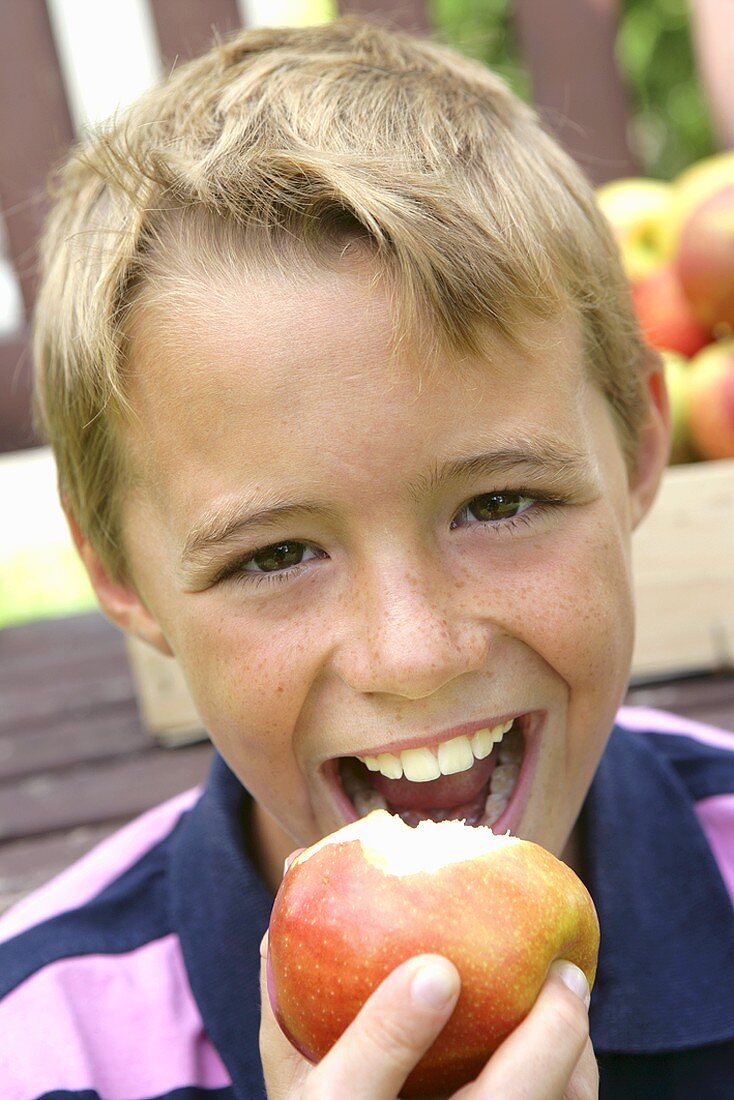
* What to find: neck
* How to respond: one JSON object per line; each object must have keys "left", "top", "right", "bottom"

{"left": 250, "top": 799, "right": 300, "bottom": 897}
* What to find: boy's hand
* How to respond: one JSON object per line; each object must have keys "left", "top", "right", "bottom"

{"left": 259, "top": 932, "right": 598, "bottom": 1099}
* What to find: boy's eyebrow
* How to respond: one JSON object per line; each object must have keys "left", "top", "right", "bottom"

{"left": 181, "top": 501, "right": 338, "bottom": 564}
{"left": 180, "top": 439, "right": 595, "bottom": 565}
{"left": 412, "top": 441, "right": 596, "bottom": 501}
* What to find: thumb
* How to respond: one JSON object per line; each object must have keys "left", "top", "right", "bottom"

{"left": 297, "top": 954, "right": 461, "bottom": 1100}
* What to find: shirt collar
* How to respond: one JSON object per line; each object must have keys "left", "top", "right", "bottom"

{"left": 170, "top": 753, "right": 271, "bottom": 1096}
{"left": 584, "top": 723, "right": 734, "bottom": 1052}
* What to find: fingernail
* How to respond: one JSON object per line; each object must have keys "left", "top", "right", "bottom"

{"left": 551, "top": 960, "right": 590, "bottom": 1007}
{"left": 411, "top": 960, "right": 460, "bottom": 1010}
{"left": 282, "top": 848, "right": 304, "bottom": 878}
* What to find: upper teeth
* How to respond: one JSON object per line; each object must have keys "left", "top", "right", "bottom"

{"left": 357, "top": 720, "right": 514, "bottom": 782}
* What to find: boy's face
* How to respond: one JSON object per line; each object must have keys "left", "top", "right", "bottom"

{"left": 82, "top": 263, "right": 667, "bottom": 880}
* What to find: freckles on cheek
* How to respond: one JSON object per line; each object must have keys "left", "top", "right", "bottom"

{"left": 558, "top": 536, "right": 634, "bottom": 684}
{"left": 504, "top": 528, "right": 633, "bottom": 686}
{"left": 175, "top": 611, "right": 318, "bottom": 759}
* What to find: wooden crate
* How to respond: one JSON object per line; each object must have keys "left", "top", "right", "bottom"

{"left": 631, "top": 457, "right": 734, "bottom": 679}
{"left": 125, "top": 458, "right": 734, "bottom": 743}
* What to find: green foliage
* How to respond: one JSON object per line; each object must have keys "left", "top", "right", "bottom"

{"left": 429, "top": 0, "right": 716, "bottom": 181}
{"left": 429, "top": 0, "right": 530, "bottom": 100}
{"left": 617, "top": 0, "right": 715, "bottom": 179}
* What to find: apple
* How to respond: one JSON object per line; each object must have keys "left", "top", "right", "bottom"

{"left": 667, "top": 150, "right": 734, "bottom": 255}
{"left": 267, "top": 810, "right": 599, "bottom": 1098}
{"left": 596, "top": 177, "right": 673, "bottom": 283}
{"left": 661, "top": 351, "right": 694, "bottom": 464}
{"left": 687, "top": 339, "right": 734, "bottom": 460}
{"left": 676, "top": 184, "right": 734, "bottom": 331}
{"left": 632, "top": 263, "right": 710, "bottom": 358}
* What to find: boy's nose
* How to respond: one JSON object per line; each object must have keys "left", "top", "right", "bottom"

{"left": 332, "top": 564, "right": 491, "bottom": 700}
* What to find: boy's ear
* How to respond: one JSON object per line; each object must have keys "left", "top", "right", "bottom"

{"left": 64, "top": 507, "right": 174, "bottom": 657}
{"left": 628, "top": 348, "right": 672, "bottom": 530}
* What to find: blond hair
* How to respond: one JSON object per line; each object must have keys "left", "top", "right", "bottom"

{"left": 33, "top": 17, "right": 647, "bottom": 577}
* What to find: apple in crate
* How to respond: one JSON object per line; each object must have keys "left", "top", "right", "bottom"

{"left": 687, "top": 339, "right": 734, "bottom": 460}
{"left": 267, "top": 810, "right": 599, "bottom": 1098}
{"left": 595, "top": 177, "right": 672, "bottom": 283}
{"left": 676, "top": 183, "right": 734, "bottom": 331}
{"left": 632, "top": 263, "right": 710, "bottom": 358}
{"left": 662, "top": 350, "right": 695, "bottom": 464}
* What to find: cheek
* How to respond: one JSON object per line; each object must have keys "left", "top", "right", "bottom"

{"left": 464, "top": 515, "right": 634, "bottom": 689}
{"left": 170, "top": 599, "right": 325, "bottom": 756}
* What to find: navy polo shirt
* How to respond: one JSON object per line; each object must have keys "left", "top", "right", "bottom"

{"left": 1, "top": 709, "right": 734, "bottom": 1099}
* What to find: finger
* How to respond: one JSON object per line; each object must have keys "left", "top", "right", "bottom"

{"left": 564, "top": 1035, "right": 599, "bottom": 1100}
{"left": 463, "top": 961, "right": 593, "bottom": 1100}
{"left": 304, "top": 954, "right": 460, "bottom": 1100}
{"left": 259, "top": 930, "right": 312, "bottom": 1099}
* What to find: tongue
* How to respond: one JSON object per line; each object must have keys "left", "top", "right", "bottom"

{"left": 370, "top": 754, "right": 497, "bottom": 811}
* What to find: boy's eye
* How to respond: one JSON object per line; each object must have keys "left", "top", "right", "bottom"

{"left": 453, "top": 492, "right": 535, "bottom": 527}
{"left": 244, "top": 541, "right": 318, "bottom": 573}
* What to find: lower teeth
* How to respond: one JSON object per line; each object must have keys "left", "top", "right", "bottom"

{"left": 347, "top": 726, "right": 524, "bottom": 828}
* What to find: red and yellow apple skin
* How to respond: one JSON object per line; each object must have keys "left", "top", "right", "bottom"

{"left": 661, "top": 351, "right": 695, "bottom": 464}
{"left": 267, "top": 818, "right": 599, "bottom": 1099}
{"left": 676, "top": 185, "right": 734, "bottom": 331}
{"left": 687, "top": 340, "right": 734, "bottom": 460}
{"left": 666, "top": 151, "right": 734, "bottom": 257}
{"left": 595, "top": 177, "right": 673, "bottom": 283}
{"left": 632, "top": 263, "right": 710, "bottom": 359}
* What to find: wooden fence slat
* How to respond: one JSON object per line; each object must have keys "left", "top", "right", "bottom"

{"left": 337, "top": 0, "right": 430, "bottom": 34}
{"left": 149, "top": 0, "right": 242, "bottom": 67}
{"left": 513, "top": 0, "right": 637, "bottom": 186}
{"left": 0, "top": 0, "right": 75, "bottom": 316}
{"left": 0, "top": 0, "right": 75, "bottom": 453}
{"left": 0, "top": 330, "right": 37, "bottom": 451}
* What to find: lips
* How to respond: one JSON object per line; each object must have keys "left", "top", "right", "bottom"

{"left": 331, "top": 714, "right": 535, "bottom": 830}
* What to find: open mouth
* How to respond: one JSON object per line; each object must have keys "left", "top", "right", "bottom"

{"left": 331, "top": 713, "right": 537, "bottom": 831}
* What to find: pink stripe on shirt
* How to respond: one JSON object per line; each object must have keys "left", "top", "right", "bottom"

{"left": 0, "top": 933, "right": 231, "bottom": 1099}
{"left": 616, "top": 705, "right": 734, "bottom": 751}
{"left": 695, "top": 794, "right": 734, "bottom": 911}
{"left": 0, "top": 786, "right": 202, "bottom": 946}
{"left": 617, "top": 707, "right": 734, "bottom": 911}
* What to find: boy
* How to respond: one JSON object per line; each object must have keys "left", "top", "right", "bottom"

{"left": 2, "top": 17, "right": 733, "bottom": 1099}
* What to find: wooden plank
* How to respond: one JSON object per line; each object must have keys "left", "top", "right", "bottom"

{"left": 0, "top": 703, "right": 150, "bottom": 783}
{"left": 626, "top": 674, "right": 734, "bottom": 733}
{"left": 0, "top": 615, "right": 138, "bottom": 737}
{"left": 0, "top": 651, "right": 138, "bottom": 735}
{"left": 0, "top": 821, "right": 122, "bottom": 916}
{"left": 149, "top": 0, "right": 241, "bottom": 67}
{"left": 0, "top": 612, "right": 120, "bottom": 670}
{"left": 631, "top": 459, "right": 734, "bottom": 678}
{"left": 0, "top": 743, "right": 212, "bottom": 843}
